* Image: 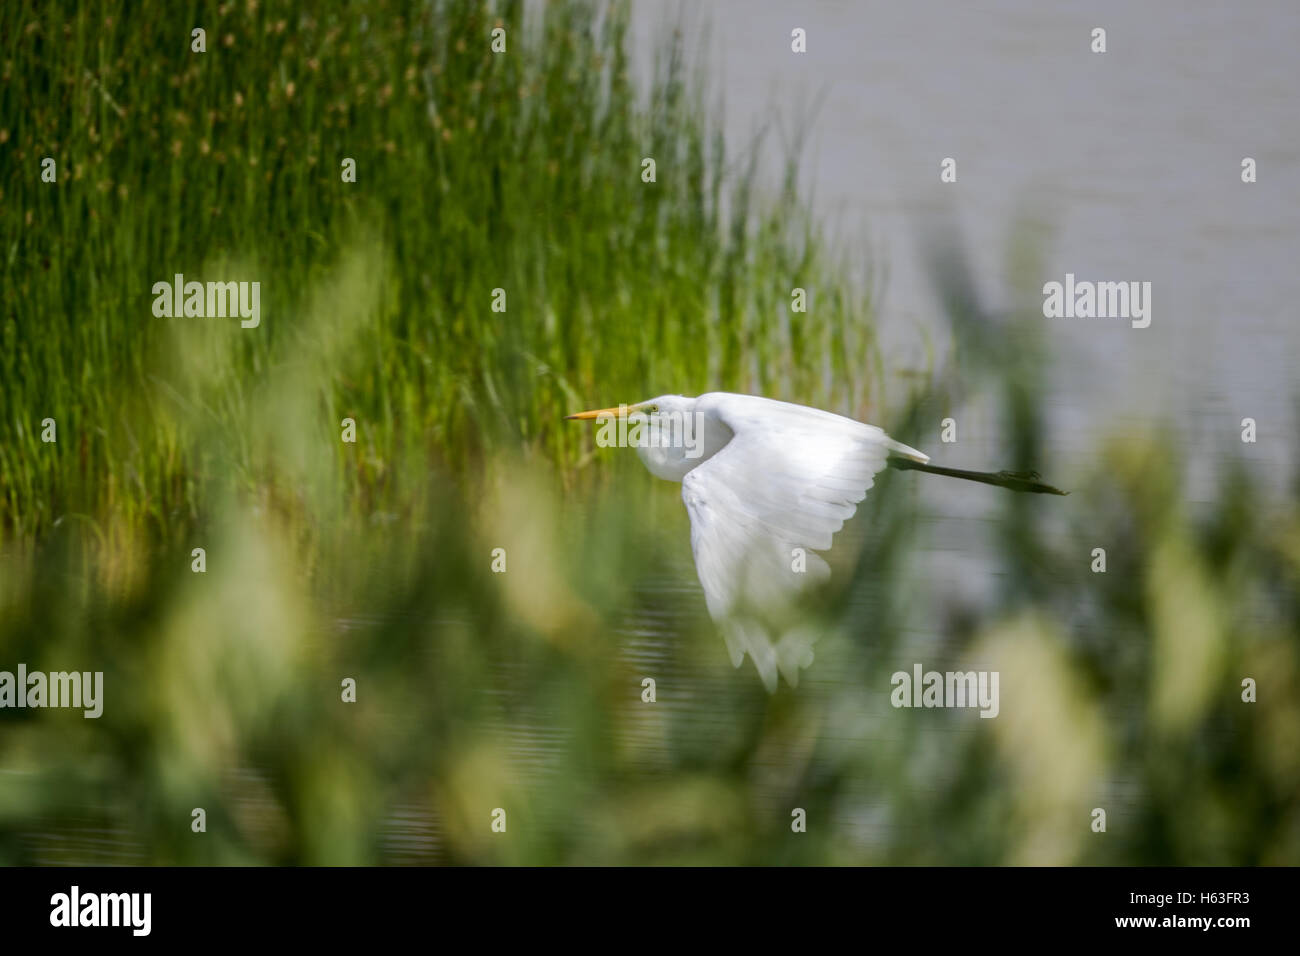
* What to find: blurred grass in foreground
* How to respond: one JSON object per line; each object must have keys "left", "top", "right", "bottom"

{"left": 2, "top": 375, "right": 1298, "bottom": 865}
{"left": 0, "top": 2, "right": 1297, "bottom": 865}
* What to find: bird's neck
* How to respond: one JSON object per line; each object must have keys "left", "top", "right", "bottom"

{"left": 634, "top": 412, "right": 732, "bottom": 481}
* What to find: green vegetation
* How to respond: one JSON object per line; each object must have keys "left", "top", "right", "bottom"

{"left": 1, "top": 0, "right": 879, "bottom": 543}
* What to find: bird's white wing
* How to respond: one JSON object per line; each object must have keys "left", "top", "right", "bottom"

{"left": 681, "top": 394, "right": 925, "bottom": 689}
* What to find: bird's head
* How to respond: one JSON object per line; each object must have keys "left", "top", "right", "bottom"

{"left": 565, "top": 394, "right": 723, "bottom": 481}
{"left": 563, "top": 394, "right": 691, "bottom": 422}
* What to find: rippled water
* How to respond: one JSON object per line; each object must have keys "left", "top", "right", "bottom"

{"left": 621, "top": 0, "right": 1300, "bottom": 644}
{"left": 631, "top": 0, "right": 1298, "bottom": 489}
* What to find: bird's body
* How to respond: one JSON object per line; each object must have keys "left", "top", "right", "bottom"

{"left": 567, "top": 392, "right": 1063, "bottom": 690}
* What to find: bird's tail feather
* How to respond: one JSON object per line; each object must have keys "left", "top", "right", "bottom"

{"left": 887, "top": 458, "right": 1068, "bottom": 495}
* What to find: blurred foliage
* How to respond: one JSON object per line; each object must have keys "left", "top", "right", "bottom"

{"left": 0, "top": 1, "right": 1297, "bottom": 865}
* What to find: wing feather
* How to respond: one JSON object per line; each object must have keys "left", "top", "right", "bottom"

{"left": 680, "top": 394, "right": 924, "bottom": 688}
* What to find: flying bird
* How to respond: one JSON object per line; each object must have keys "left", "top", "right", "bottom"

{"left": 566, "top": 392, "right": 1065, "bottom": 691}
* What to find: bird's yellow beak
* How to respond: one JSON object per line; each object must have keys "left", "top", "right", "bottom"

{"left": 564, "top": 404, "right": 628, "bottom": 421}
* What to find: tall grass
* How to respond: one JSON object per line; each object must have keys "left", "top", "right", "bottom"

{"left": 1, "top": 0, "right": 880, "bottom": 542}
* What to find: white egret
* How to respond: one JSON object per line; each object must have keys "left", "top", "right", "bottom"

{"left": 567, "top": 392, "right": 1065, "bottom": 691}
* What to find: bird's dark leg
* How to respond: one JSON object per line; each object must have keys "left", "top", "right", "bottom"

{"left": 887, "top": 458, "right": 1068, "bottom": 495}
